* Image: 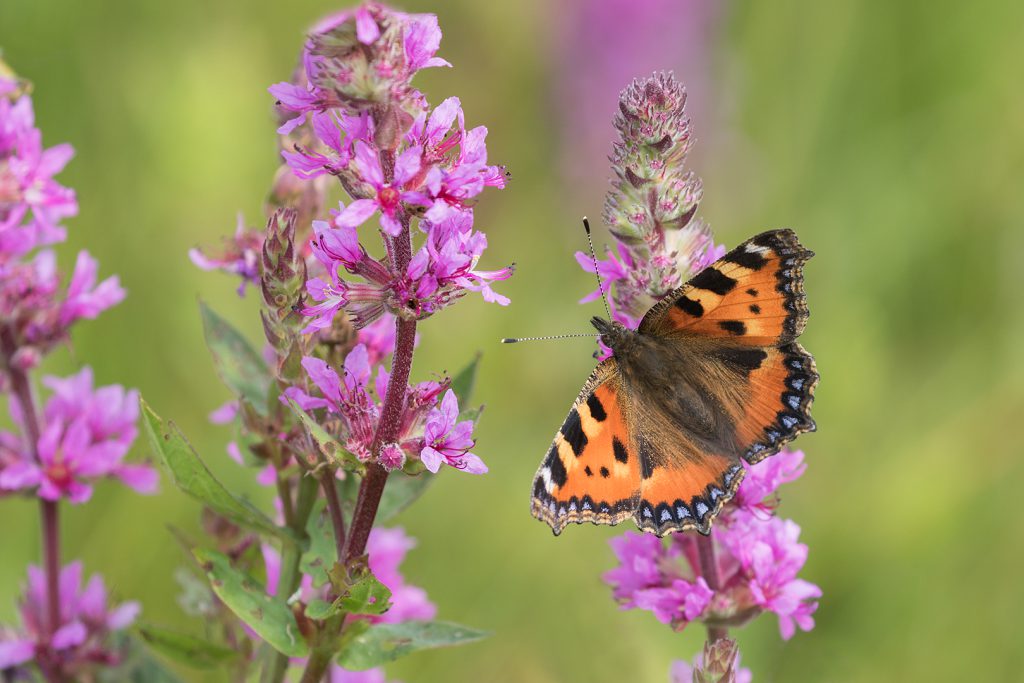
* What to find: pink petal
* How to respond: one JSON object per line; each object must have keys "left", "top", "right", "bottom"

{"left": 335, "top": 199, "right": 378, "bottom": 229}
{"left": 107, "top": 601, "right": 140, "bottom": 630}
{"left": 115, "top": 464, "right": 159, "bottom": 494}
{"left": 0, "top": 461, "right": 42, "bottom": 490}
{"left": 52, "top": 620, "right": 87, "bottom": 650}
{"left": 0, "top": 639, "right": 35, "bottom": 668}
{"left": 419, "top": 446, "right": 443, "bottom": 473}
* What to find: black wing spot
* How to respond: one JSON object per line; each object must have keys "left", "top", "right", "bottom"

{"left": 749, "top": 304, "right": 761, "bottom": 314}
{"left": 546, "top": 446, "right": 567, "bottom": 487}
{"left": 718, "top": 320, "right": 747, "bottom": 336}
{"left": 612, "top": 437, "right": 629, "bottom": 463}
{"left": 584, "top": 465, "right": 593, "bottom": 477}
{"left": 585, "top": 393, "right": 607, "bottom": 422}
{"left": 674, "top": 296, "right": 704, "bottom": 317}
{"left": 710, "top": 347, "right": 766, "bottom": 374}
{"left": 560, "top": 409, "right": 587, "bottom": 456}
{"left": 600, "top": 466, "right": 610, "bottom": 478}
{"left": 724, "top": 247, "right": 767, "bottom": 271}
{"left": 689, "top": 268, "right": 737, "bottom": 296}
{"left": 746, "top": 288, "right": 758, "bottom": 296}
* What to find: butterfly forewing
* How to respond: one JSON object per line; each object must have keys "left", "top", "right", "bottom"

{"left": 640, "top": 229, "right": 813, "bottom": 345}
{"left": 530, "top": 360, "right": 642, "bottom": 535}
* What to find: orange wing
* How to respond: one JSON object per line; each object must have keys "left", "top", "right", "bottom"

{"left": 640, "top": 229, "right": 812, "bottom": 345}
{"left": 531, "top": 360, "right": 642, "bottom": 535}
{"left": 632, "top": 434, "right": 745, "bottom": 536}
{"left": 715, "top": 342, "right": 818, "bottom": 464}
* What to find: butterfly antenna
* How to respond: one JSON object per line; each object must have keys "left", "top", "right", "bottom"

{"left": 583, "top": 217, "right": 613, "bottom": 322}
{"left": 501, "top": 333, "right": 598, "bottom": 344}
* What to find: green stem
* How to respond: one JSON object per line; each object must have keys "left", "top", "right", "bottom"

{"left": 696, "top": 533, "right": 728, "bottom": 643}
{"left": 297, "top": 649, "right": 333, "bottom": 683}
{"left": 260, "top": 476, "right": 319, "bottom": 683}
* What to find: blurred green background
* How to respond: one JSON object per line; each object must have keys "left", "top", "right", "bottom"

{"left": 3, "top": 0, "right": 1023, "bottom": 681}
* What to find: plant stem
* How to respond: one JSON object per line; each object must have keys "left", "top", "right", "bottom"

{"left": 297, "top": 650, "right": 333, "bottom": 683}
{"left": 696, "top": 533, "right": 727, "bottom": 643}
{"left": 260, "top": 476, "right": 319, "bottom": 683}
{"left": 1, "top": 330, "right": 65, "bottom": 682}
{"left": 340, "top": 147, "right": 416, "bottom": 565}
{"left": 321, "top": 473, "right": 347, "bottom": 561}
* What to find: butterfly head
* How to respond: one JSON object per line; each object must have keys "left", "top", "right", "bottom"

{"left": 590, "top": 316, "right": 634, "bottom": 354}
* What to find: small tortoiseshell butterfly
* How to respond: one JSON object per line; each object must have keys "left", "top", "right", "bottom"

{"left": 531, "top": 229, "right": 818, "bottom": 536}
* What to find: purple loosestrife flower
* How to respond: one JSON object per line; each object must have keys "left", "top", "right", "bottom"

{"left": 420, "top": 389, "right": 485, "bottom": 474}
{"left": 189, "top": 214, "right": 264, "bottom": 295}
{"left": 0, "top": 249, "right": 125, "bottom": 367}
{"left": 602, "top": 451, "right": 820, "bottom": 637}
{"left": 282, "top": 343, "right": 468, "bottom": 471}
{"left": 269, "top": 5, "right": 509, "bottom": 334}
{"left": 0, "top": 561, "right": 139, "bottom": 673}
{"left": 0, "top": 87, "right": 77, "bottom": 262}
{"left": 580, "top": 72, "right": 719, "bottom": 338}
{"left": 0, "top": 367, "right": 154, "bottom": 502}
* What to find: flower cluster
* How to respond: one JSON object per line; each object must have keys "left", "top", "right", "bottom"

{"left": 0, "top": 77, "right": 77, "bottom": 262}
{"left": 604, "top": 451, "right": 820, "bottom": 640}
{"left": 579, "top": 72, "right": 720, "bottom": 333}
{"left": 284, "top": 342, "right": 484, "bottom": 474}
{"left": 0, "top": 562, "right": 140, "bottom": 676}
{"left": 0, "top": 73, "right": 124, "bottom": 367}
{"left": 1, "top": 62, "right": 147, "bottom": 681}
{"left": 0, "top": 367, "right": 156, "bottom": 502}
{"left": 267, "top": 3, "right": 511, "bottom": 331}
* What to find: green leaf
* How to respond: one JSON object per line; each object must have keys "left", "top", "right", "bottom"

{"left": 200, "top": 301, "right": 272, "bottom": 414}
{"left": 193, "top": 548, "right": 309, "bottom": 658}
{"left": 140, "top": 397, "right": 295, "bottom": 544}
{"left": 137, "top": 624, "right": 238, "bottom": 669}
{"left": 300, "top": 501, "right": 335, "bottom": 587}
{"left": 336, "top": 620, "right": 488, "bottom": 670}
{"left": 304, "top": 599, "right": 336, "bottom": 620}
{"left": 329, "top": 563, "right": 392, "bottom": 617}
{"left": 285, "top": 398, "right": 364, "bottom": 472}
{"left": 450, "top": 353, "right": 481, "bottom": 406}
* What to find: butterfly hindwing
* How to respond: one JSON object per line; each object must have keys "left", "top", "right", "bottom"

{"left": 640, "top": 229, "right": 813, "bottom": 345}
{"left": 633, "top": 433, "right": 746, "bottom": 536}
{"left": 531, "top": 359, "right": 642, "bottom": 535}
{"left": 728, "top": 341, "right": 818, "bottom": 464}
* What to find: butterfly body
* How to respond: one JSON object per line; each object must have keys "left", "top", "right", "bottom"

{"left": 532, "top": 230, "right": 818, "bottom": 536}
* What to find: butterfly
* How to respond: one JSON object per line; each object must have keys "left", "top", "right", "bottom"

{"left": 531, "top": 229, "right": 818, "bottom": 536}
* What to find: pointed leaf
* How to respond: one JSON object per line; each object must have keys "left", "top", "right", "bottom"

{"left": 140, "top": 397, "right": 295, "bottom": 544}
{"left": 336, "top": 620, "right": 489, "bottom": 670}
{"left": 450, "top": 353, "right": 481, "bottom": 406}
{"left": 137, "top": 624, "right": 238, "bottom": 669}
{"left": 285, "top": 398, "right": 364, "bottom": 472}
{"left": 193, "top": 548, "right": 309, "bottom": 658}
{"left": 200, "top": 301, "right": 272, "bottom": 414}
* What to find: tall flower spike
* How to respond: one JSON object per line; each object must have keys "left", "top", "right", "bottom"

{"left": 587, "top": 72, "right": 720, "bottom": 330}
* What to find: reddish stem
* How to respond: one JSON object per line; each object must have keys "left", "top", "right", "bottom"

{"left": 2, "top": 329, "right": 63, "bottom": 680}
{"left": 340, "top": 146, "right": 415, "bottom": 565}
{"left": 696, "top": 533, "right": 727, "bottom": 643}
